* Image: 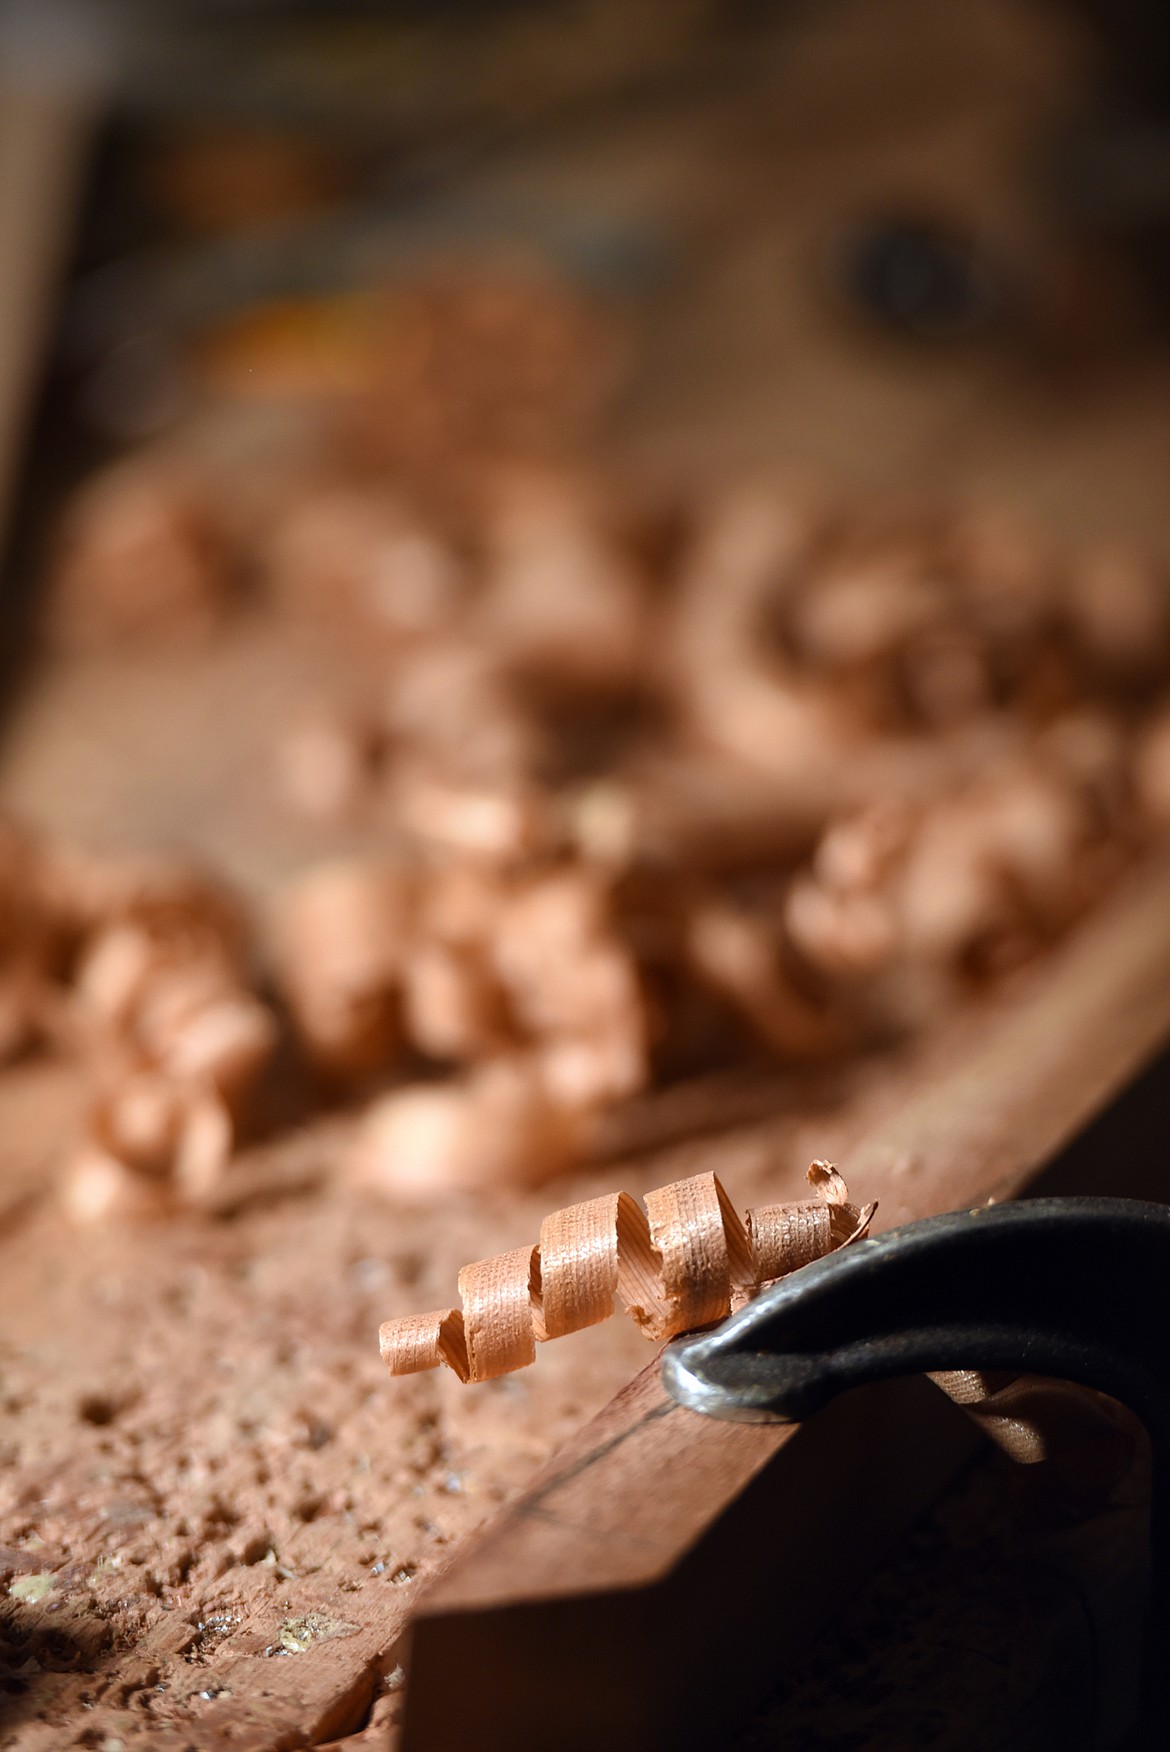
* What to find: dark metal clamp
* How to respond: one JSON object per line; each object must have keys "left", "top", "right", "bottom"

{"left": 662, "top": 1197, "right": 1170, "bottom": 1732}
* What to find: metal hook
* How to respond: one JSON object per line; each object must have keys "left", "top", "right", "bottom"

{"left": 663, "top": 1197, "right": 1170, "bottom": 1732}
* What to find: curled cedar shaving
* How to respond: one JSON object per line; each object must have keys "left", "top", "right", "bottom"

{"left": 46, "top": 458, "right": 232, "bottom": 651}
{"left": 379, "top": 1161, "right": 875, "bottom": 1384}
{"left": 263, "top": 484, "right": 466, "bottom": 639}
{"left": 929, "top": 1368, "right": 1138, "bottom": 1501}
{"left": 1067, "top": 545, "right": 1170, "bottom": 680}
{"left": 271, "top": 860, "right": 411, "bottom": 1080}
{"left": 785, "top": 732, "right": 1132, "bottom": 1007}
{"left": 350, "top": 1057, "right": 586, "bottom": 1201}
{"left": 381, "top": 641, "right": 542, "bottom": 793}
{"left": 275, "top": 857, "right": 650, "bottom": 1113}
{"left": 473, "top": 464, "right": 648, "bottom": 685}
{"left": 684, "top": 901, "right": 848, "bottom": 1061}
{"left": 34, "top": 848, "right": 280, "bottom": 1220}
{"left": 670, "top": 488, "right": 861, "bottom": 792}
{"left": 275, "top": 710, "right": 386, "bottom": 825}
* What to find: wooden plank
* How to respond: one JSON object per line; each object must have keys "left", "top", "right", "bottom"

{"left": 399, "top": 849, "right": 1170, "bottom": 1752}
{"left": 405, "top": 1374, "right": 979, "bottom": 1752}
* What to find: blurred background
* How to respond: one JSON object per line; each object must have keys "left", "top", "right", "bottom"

{"left": 2, "top": 0, "right": 1170, "bottom": 1213}
{"left": 6, "top": 0, "right": 1170, "bottom": 867}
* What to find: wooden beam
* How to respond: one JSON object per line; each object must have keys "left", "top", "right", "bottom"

{"left": 399, "top": 849, "right": 1170, "bottom": 1751}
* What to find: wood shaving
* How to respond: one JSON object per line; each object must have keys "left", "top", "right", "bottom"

{"left": 271, "top": 861, "right": 412, "bottom": 1081}
{"left": 378, "top": 1161, "right": 876, "bottom": 1382}
{"left": 46, "top": 458, "right": 233, "bottom": 650}
{"left": 276, "top": 854, "right": 650, "bottom": 1121}
{"left": 262, "top": 484, "right": 466, "bottom": 639}
{"left": 0, "top": 823, "right": 280, "bottom": 1216}
{"left": 473, "top": 463, "right": 649, "bottom": 684}
{"left": 349, "top": 1058, "right": 586, "bottom": 1200}
{"left": 929, "top": 1369, "right": 1138, "bottom": 1495}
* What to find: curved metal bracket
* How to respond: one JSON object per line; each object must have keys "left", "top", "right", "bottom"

{"left": 663, "top": 1197, "right": 1170, "bottom": 1723}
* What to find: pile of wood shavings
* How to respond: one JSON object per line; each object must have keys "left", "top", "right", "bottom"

{"left": 7, "top": 321, "right": 1170, "bottom": 1218}
{"left": 25, "top": 419, "right": 1170, "bottom": 1212}
{"left": 0, "top": 826, "right": 277, "bottom": 1221}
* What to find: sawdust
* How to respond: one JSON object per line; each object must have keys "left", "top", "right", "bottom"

{"left": 0, "top": 1089, "right": 839, "bottom": 1749}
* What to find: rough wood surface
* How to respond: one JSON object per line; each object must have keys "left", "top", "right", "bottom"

{"left": 2, "top": 858, "right": 1167, "bottom": 1752}
{"left": 0, "top": 1036, "right": 873, "bottom": 1748}
{"left": 399, "top": 850, "right": 1170, "bottom": 1751}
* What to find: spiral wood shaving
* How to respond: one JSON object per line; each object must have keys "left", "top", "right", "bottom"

{"left": 379, "top": 1161, "right": 875, "bottom": 1384}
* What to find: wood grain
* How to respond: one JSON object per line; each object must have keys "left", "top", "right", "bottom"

{"left": 399, "top": 849, "right": 1170, "bottom": 1751}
